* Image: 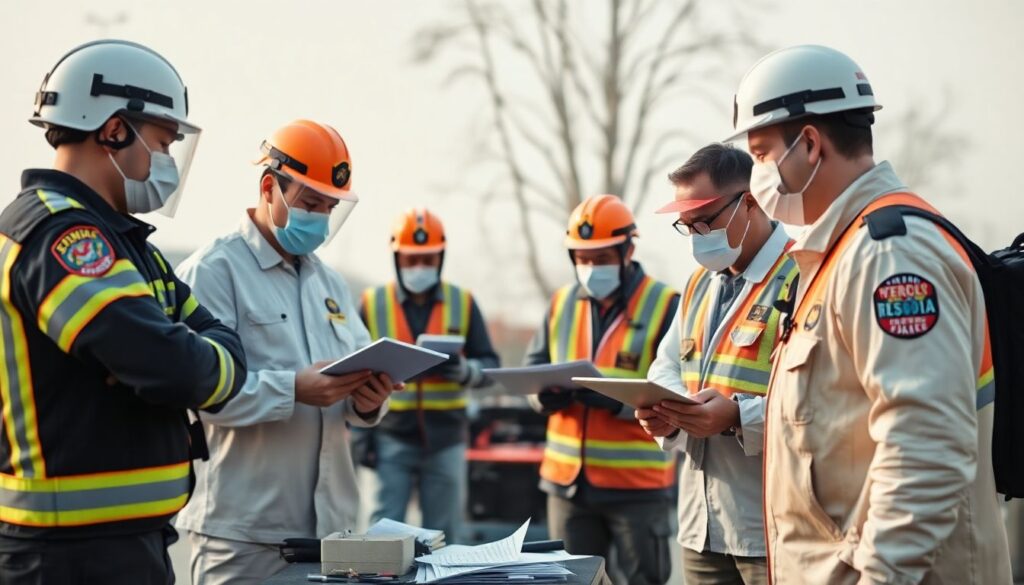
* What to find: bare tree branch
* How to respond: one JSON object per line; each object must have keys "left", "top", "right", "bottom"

{"left": 465, "top": 0, "right": 555, "bottom": 298}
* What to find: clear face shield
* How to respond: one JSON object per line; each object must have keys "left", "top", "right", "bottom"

{"left": 121, "top": 114, "right": 201, "bottom": 218}
{"left": 269, "top": 171, "right": 358, "bottom": 254}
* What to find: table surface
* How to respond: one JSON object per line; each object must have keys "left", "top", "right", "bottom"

{"left": 261, "top": 556, "right": 609, "bottom": 585}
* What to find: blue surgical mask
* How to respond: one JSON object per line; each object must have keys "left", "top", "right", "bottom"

{"left": 576, "top": 264, "right": 621, "bottom": 300}
{"left": 269, "top": 202, "right": 330, "bottom": 255}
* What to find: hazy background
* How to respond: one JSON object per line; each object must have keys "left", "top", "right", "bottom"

{"left": 3, "top": 2, "right": 1023, "bottom": 581}
{"left": 2, "top": 0, "right": 1021, "bottom": 330}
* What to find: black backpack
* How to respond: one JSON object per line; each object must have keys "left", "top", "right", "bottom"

{"left": 864, "top": 206, "right": 1024, "bottom": 498}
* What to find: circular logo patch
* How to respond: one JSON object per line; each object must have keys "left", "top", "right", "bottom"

{"left": 578, "top": 221, "right": 594, "bottom": 240}
{"left": 873, "top": 273, "right": 940, "bottom": 339}
{"left": 51, "top": 225, "right": 115, "bottom": 277}
{"left": 413, "top": 228, "right": 429, "bottom": 245}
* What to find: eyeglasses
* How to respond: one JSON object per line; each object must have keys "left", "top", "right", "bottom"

{"left": 671, "top": 191, "right": 747, "bottom": 236}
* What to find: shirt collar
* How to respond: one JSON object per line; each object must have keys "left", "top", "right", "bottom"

{"left": 723, "top": 221, "right": 791, "bottom": 285}
{"left": 239, "top": 210, "right": 287, "bottom": 271}
{"left": 793, "top": 161, "right": 906, "bottom": 258}
{"left": 21, "top": 169, "right": 150, "bottom": 236}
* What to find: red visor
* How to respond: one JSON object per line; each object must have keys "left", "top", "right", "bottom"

{"left": 655, "top": 197, "right": 721, "bottom": 215}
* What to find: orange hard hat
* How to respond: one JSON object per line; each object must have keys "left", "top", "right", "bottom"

{"left": 564, "top": 195, "right": 638, "bottom": 250}
{"left": 254, "top": 119, "right": 355, "bottom": 200}
{"left": 391, "top": 208, "right": 446, "bottom": 254}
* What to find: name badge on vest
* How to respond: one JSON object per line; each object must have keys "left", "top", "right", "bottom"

{"left": 615, "top": 351, "right": 640, "bottom": 371}
{"left": 746, "top": 304, "right": 772, "bottom": 324}
{"left": 680, "top": 338, "right": 696, "bottom": 361}
{"left": 447, "top": 327, "right": 461, "bottom": 335}
{"left": 325, "top": 297, "right": 347, "bottom": 324}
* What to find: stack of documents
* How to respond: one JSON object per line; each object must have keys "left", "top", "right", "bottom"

{"left": 413, "top": 520, "right": 584, "bottom": 583}
{"left": 366, "top": 518, "right": 446, "bottom": 552}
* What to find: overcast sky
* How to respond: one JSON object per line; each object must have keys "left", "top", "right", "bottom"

{"left": 2, "top": 0, "right": 1020, "bottom": 325}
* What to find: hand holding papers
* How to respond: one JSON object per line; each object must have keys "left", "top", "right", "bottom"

{"left": 570, "top": 377, "right": 697, "bottom": 410}
{"left": 482, "top": 360, "right": 602, "bottom": 396}
{"left": 319, "top": 338, "right": 449, "bottom": 382}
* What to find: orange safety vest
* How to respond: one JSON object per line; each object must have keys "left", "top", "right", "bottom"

{"left": 539, "top": 275, "right": 678, "bottom": 490}
{"left": 679, "top": 244, "right": 798, "bottom": 397}
{"left": 362, "top": 282, "right": 472, "bottom": 412}
{"left": 762, "top": 191, "right": 996, "bottom": 583}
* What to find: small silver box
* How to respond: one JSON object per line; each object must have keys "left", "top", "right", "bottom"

{"left": 321, "top": 533, "right": 415, "bottom": 576}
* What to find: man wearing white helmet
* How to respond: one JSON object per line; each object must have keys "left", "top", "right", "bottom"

{"left": 729, "top": 45, "right": 1011, "bottom": 583}
{"left": 0, "top": 40, "right": 246, "bottom": 583}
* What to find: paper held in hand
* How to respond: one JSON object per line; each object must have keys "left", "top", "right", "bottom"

{"left": 416, "top": 334, "right": 465, "bottom": 356}
{"left": 319, "top": 338, "right": 449, "bottom": 382}
{"left": 570, "top": 377, "right": 699, "bottom": 409}
{"left": 482, "top": 360, "right": 602, "bottom": 396}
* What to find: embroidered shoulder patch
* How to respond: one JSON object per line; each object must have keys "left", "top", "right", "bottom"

{"left": 50, "top": 225, "right": 115, "bottom": 277}
{"left": 873, "top": 273, "right": 940, "bottom": 338}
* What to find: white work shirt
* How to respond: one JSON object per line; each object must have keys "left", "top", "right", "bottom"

{"left": 648, "top": 222, "right": 790, "bottom": 557}
{"left": 174, "top": 211, "right": 387, "bottom": 544}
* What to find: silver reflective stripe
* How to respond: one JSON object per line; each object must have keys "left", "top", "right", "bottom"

{"left": 626, "top": 281, "right": 666, "bottom": 358}
{"left": 36, "top": 190, "right": 80, "bottom": 214}
{"left": 0, "top": 239, "right": 34, "bottom": 478}
{"left": 373, "top": 287, "right": 390, "bottom": 337}
{"left": 977, "top": 379, "right": 995, "bottom": 409}
{"left": 0, "top": 475, "right": 190, "bottom": 512}
{"left": 704, "top": 361, "right": 772, "bottom": 387}
{"left": 584, "top": 445, "right": 670, "bottom": 463}
{"left": 551, "top": 287, "right": 580, "bottom": 363}
{"left": 445, "top": 284, "right": 464, "bottom": 332}
{"left": 44, "top": 270, "right": 147, "bottom": 341}
{"left": 545, "top": 440, "right": 580, "bottom": 459}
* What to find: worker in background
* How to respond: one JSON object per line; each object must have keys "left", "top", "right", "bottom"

{"left": 0, "top": 40, "right": 246, "bottom": 583}
{"left": 358, "top": 208, "right": 499, "bottom": 543}
{"left": 175, "top": 120, "right": 397, "bottom": 585}
{"left": 728, "top": 45, "right": 1011, "bottom": 583}
{"left": 637, "top": 144, "right": 797, "bottom": 585}
{"left": 526, "top": 194, "right": 679, "bottom": 585}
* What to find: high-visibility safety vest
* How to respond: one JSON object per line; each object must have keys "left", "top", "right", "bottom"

{"left": 362, "top": 282, "right": 472, "bottom": 412}
{"left": 678, "top": 245, "right": 798, "bottom": 397}
{"left": 789, "top": 192, "right": 994, "bottom": 406}
{"left": 540, "top": 275, "right": 678, "bottom": 490}
{"left": 0, "top": 172, "right": 245, "bottom": 537}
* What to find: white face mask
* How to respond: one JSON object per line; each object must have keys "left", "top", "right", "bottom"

{"left": 691, "top": 199, "right": 749, "bottom": 272}
{"left": 108, "top": 122, "right": 181, "bottom": 214}
{"left": 750, "top": 133, "right": 821, "bottom": 226}
{"left": 400, "top": 267, "right": 440, "bottom": 294}
{"left": 575, "top": 264, "right": 620, "bottom": 300}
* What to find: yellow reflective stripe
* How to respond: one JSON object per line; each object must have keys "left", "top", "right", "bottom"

{"left": 37, "top": 259, "right": 152, "bottom": 352}
{"left": 150, "top": 250, "right": 169, "bottom": 274}
{"left": 582, "top": 457, "right": 673, "bottom": 470}
{"left": 702, "top": 372, "right": 769, "bottom": 394}
{"left": 546, "top": 430, "right": 582, "bottom": 449}
{"left": 384, "top": 285, "right": 399, "bottom": 337}
{"left": 0, "top": 236, "right": 45, "bottom": 478}
{"left": 35, "top": 190, "right": 83, "bottom": 214}
{"left": 390, "top": 398, "right": 467, "bottom": 411}
{"left": 0, "top": 462, "right": 190, "bottom": 527}
{"left": 542, "top": 448, "right": 580, "bottom": 465}
{"left": 583, "top": 438, "right": 663, "bottom": 452}
{"left": 199, "top": 338, "right": 235, "bottom": 409}
{"left": 0, "top": 494, "right": 188, "bottom": 527}
{"left": 181, "top": 294, "right": 200, "bottom": 321}
{"left": 441, "top": 283, "right": 452, "bottom": 331}
{"left": 621, "top": 280, "right": 654, "bottom": 354}
{"left": 977, "top": 367, "right": 994, "bottom": 390}
{"left": 1, "top": 462, "right": 188, "bottom": 492}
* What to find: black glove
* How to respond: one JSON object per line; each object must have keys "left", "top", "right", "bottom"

{"left": 576, "top": 389, "right": 623, "bottom": 414}
{"left": 537, "top": 387, "right": 575, "bottom": 412}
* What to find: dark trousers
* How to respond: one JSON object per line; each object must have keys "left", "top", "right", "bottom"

{"left": 682, "top": 547, "right": 768, "bottom": 585}
{"left": 547, "top": 494, "right": 672, "bottom": 585}
{"left": 0, "top": 524, "right": 177, "bottom": 585}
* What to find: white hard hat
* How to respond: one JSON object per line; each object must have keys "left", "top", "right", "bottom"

{"left": 30, "top": 39, "right": 198, "bottom": 135}
{"left": 726, "top": 45, "right": 880, "bottom": 142}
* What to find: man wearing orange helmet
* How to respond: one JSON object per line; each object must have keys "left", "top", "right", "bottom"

{"left": 358, "top": 208, "right": 499, "bottom": 543}
{"left": 525, "top": 194, "right": 680, "bottom": 585}
{"left": 175, "top": 120, "right": 399, "bottom": 585}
